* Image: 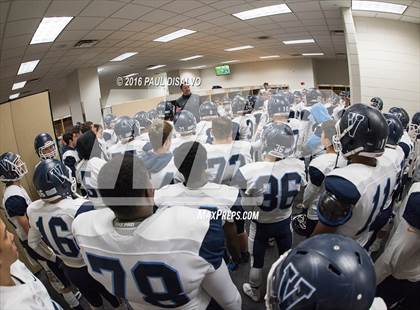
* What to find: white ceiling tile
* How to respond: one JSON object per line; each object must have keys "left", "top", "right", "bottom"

{"left": 111, "top": 4, "right": 154, "bottom": 19}
{"left": 121, "top": 20, "right": 155, "bottom": 31}
{"left": 45, "top": 0, "right": 89, "bottom": 16}
{"left": 319, "top": 0, "right": 351, "bottom": 10}
{"left": 3, "top": 34, "right": 31, "bottom": 49}
{"left": 80, "top": 0, "right": 126, "bottom": 17}
{"left": 288, "top": 1, "right": 321, "bottom": 12}
{"left": 400, "top": 15, "right": 420, "bottom": 23}
{"left": 4, "top": 18, "right": 40, "bottom": 37}
{"left": 131, "top": 0, "right": 173, "bottom": 8}
{"left": 84, "top": 30, "right": 113, "bottom": 40}
{"left": 107, "top": 31, "right": 136, "bottom": 40}
{"left": 139, "top": 9, "right": 178, "bottom": 23}
{"left": 0, "top": 2, "right": 9, "bottom": 24}
{"left": 160, "top": 15, "right": 190, "bottom": 26}
{"left": 7, "top": 0, "right": 50, "bottom": 22}
{"left": 404, "top": 6, "right": 420, "bottom": 17}
{"left": 270, "top": 14, "right": 299, "bottom": 22}
{"left": 375, "top": 12, "right": 404, "bottom": 20}
{"left": 96, "top": 18, "right": 131, "bottom": 30}
{"left": 57, "top": 30, "right": 90, "bottom": 42}
{"left": 221, "top": 3, "right": 255, "bottom": 14}
{"left": 183, "top": 5, "right": 217, "bottom": 17}
{"left": 301, "top": 19, "right": 327, "bottom": 26}
{"left": 1, "top": 47, "right": 25, "bottom": 60}
{"left": 160, "top": 0, "right": 205, "bottom": 13}
{"left": 295, "top": 11, "right": 324, "bottom": 19}
{"left": 196, "top": 10, "right": 227, "bottom": 21}
{"left": 66, "top": 17, "right": 105, "bottom": 31}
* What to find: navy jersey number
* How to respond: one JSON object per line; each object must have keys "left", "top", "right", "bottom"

{"left": 255, "top": 173, "right": 302, "bottom": 211}
{"left": 36, "top": 217, "right": 79, "bottom": 257}
{"left": 86, "top": 254, "right": 190, "bottom": 308}
{"left": 208, "top": 154, "right": 246, "bottom": 183}
{"left": 246, "top": 119, "right": 254, "bottom": 140}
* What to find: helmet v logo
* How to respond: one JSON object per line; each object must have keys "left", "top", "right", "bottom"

{"left": 347, "top": 112, "right": 365, "bottom": 138}
{"left": 278, "top": 263, "right": 316, "bottom": 310}
{"left": 49, "top": 165, "right": 66, "bottom": 184}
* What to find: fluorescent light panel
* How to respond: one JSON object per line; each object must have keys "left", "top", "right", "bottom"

{"left": 124, "top": 73, "right": 139, "bottom": 78}
{"left": 30, "top": 17, "right": 73, "bottom": 44}
{"left": 190, "top": 65, "right": 206, "bottom": 69}
{"left": 232, "top": 4, "right": 291, "bottom": 20}
{"left": 283, "top": 39, "right": 315, "bottom": 45}
{"left": 260, "top": 55, "right": 280, "bottom": 59}
{"left": 352, "top": 1, "right": 407, "bottom": 14}
{"left": 17, "top": 60, "right": 40, "bottom": 75}
{"left": 224, "top": 45, "right": 254, "bottom": 52}
{"left": 9, "top": 93, "right": 20, "bottom": 100}
{"left": 12, "top": 81, "right": 26, "bottom": 90}
{"left": 110, "top": 52, "right": 138, "bottom": 62}
{"left": 180, "top": 55, "right": 203, "bottom": 61}
{"left": 302, "top": 53, "right": 324, "bottom": 56}
{"left": 223, "top": 60, "right": 240, "bottom": 64}
{"left": 147, "top": 65, "right": 166, "bottom": 70}
{"left": 154, "top": 29, "right": 196, "bottom": 42}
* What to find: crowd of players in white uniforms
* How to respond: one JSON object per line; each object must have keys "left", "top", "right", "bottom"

{"left": 0, "top": 87, "right": 420, "bottom": 310}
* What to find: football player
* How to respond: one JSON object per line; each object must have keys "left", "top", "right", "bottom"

{"left": 265, "top": 234, "right": 378, "bottom": 310}
{"left": 231, "top": 95, "right": 255, "bottom": 141}
{"left": 171, "top": 110, "right": 204, "bottom": 150}
{"left": 103, "top": 113, "right": 118, "bottom": 147}
{"left": 196, "top": 100, "right": 218, "bottom": 144}
{"left": 251, "top": 95, "right": 268, "bottom": 130}
{"left": 0, "top": 152, "right": 81, "bottom": 310}
{"left": 27, "top": 159, "right": 122, "bottom": 309}
{"left": 155, "top": 141, "right": 242, "bottom": 263}
{"left": 232, "top": 123, "right": 306, "bottom": 302}
{"left": 133, "top": 111, "right": 152, "bottom": 141}
{"left": 61, "top": 132, "right": 80, "bottom": 178}
{"left": 156, "top": 100, "right": 175, "bottom": 121}
{"left": 141, "top": 120, "right": 181, "bottom": 189}
{"left": 371, "top": 97, "right": 384, "bottom": 111}
{"left": 375, "top": 182, "right": 420, "bottom": 309}
{"left": 72, "top": 153, "right": 242, "bottom": 310}
{"left": 0, "top": 218, "right": 64, "bottom": 310}
{"left": 312, "top": 104, "right": 394, "bottom": 247}
{"left": 34, "top": 132, "right": 57, "bottom": 160}
{"left": 293, "top": 120, "right": 347, "bottom": 237}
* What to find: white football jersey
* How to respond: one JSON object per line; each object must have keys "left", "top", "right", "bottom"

{"left": 27, "top": 197, "right": 94, "bottom": 268}
{"left": 108, "top": 137, "right": 149, "bottom": 158}
{"left": 234, "top": 158, "right": 306, "bottom": 224}
{"left": 76, "top": 157, "right": 106, "bottom": 199}
{"left": 141, "top": 151, "right": 181, "bottom": 189}
{"left": 72, "top": 207, "right": 239, "bottom": 310}
{"left": 0, "top": 260, "right": 62, "bottom": 310}
{"left": 2, "top": 185, "right": 32, "bottom": 241}
{"left": 171, "top": 134, "right": 207, "bottom": 152}
{"left": 232, "top": 114, "right": 255, "bottom": 141}
{"left": 196, "top": 120, "right": 213, "bottom": 144}
{"left": 375, "top": 182, "right": 420, "bottom": 284}
{"left": 324, "top": 161, "right": 398, "bottom": 246}
{"left": 103, "top": 128, "right": 117, "bottom": 147}
{"left": 304, "top": 153, "right": 347, "bottom": 220}
{"left": 205, "top": 141, "right": 252, "bottom": 185}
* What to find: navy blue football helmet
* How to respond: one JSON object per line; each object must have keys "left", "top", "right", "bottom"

{"left": 333, "top": 104, "right": 388, "bottom": 158}
{"left": 254, "top": 96, "right": 265, "bottom": 111}
{"left": 266, "top": 234, "right": 376, "bottom": 310}
{"left": 262, "top": 123, "right": 294, "bottom": 158}
{"left": 232, "top": 95, "right": 252, "bottom": 115}
{"left": 134, "top": 111, "right": 152, "bottom": 130}
{"left": 173, "top": 110, "right": 196, "bottom": 135}
{"left": 267, "top": 95, "right": 290, "bottom": 119}
{"left": 156, "top": 101, "right": 174, "bottom": 120}
{"left": 293, "top": 90, "right": 303, "bottom": 103}
{"left": 147, "top": 109, "right": 159, "bottom": 121}
{"left": 199, "top": 101, "right": 218, "bottom": 120}
{"left": 34, "top": 133, "right": 57, "bottom": 160}
{"left": 389, "top": 107, "right": 410, "bottom": 129}
{"left": 103, "top": 114, "right": 116, "bottom": 129}
{"left": 383, "top": 113, "right": 404, "bottom": 147}
{"left": 305, "top": 88, "right": 321, "bottom": 106}
{"left": 114, "top": 116, "right": 140, "bottom": 141}
{"left": 33, "top": 159, "right": 76, "bottom": 201}
{"left": 0, "top": 152, "right": 28, "bottom": 182}
{"left": 370, "top": 97, "right": 383, "bottom": 111}
{"left": 409, "top": 112, "right": 420, "bottom": 141}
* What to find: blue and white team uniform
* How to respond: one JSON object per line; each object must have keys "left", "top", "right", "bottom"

{"left": 76, "top": 157, "right": 107, "bottom": 200}
{"left": 102, "top": 128, "right": 118, "bottom": 148}
{"left": 141, "top": 151, "right": 181, "bottom": 189}
{"left": 108, "top": 138, "right": 149, "bottom": 158}
{"left": 205, "top": 141, "right": 252, "bottom": 185}
{"left": 196, "top": 120, "right": 214, "bottom": 144}
{"left": 232, "top": 158, "right": 306, "bottom": 292}
{"left": 72, "top": 206, "right": 242, "bottom": 310}
{"left": 232, "top": 114, "right": 255, "bottom": 141}
{"left": 61, "top": 145, "right": 79, "bottom": 178}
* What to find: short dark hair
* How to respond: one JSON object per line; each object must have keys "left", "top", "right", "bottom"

{"left": 212, "top": 117, "right": 232, "bottom": 140}
{"left": 174, "top": 141, "right": 207, "bottom": 184}
{"left": 80, "top": 122, "right": 92, "bottom": 134}
{"left": 148, "top": 120, "right": 173, "bottom": 151}
{"left": 321, "top": 120, "right": 337, "bottom": 143}
{"left": 263, "top": 82, "right": 269, "bottom": 86}
{"left": 97, "top": 153, "right": 152, "bottom": 218}
{"left": 93, "top": 124, "right": 102, "bottom": 132}
{"left": 62, "top": 132, "right": 73, "bottom": 145}
{"left": 71, "top": 125, "right": 81, "bottom": 135}
{"left": 76, "top": 130, "right": 102, "bottom": 160}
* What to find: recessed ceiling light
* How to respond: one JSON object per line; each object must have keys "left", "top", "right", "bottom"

{"left": 9, "top": 93, "right": 20, "bottom": 100}
{"left": 224, "top": 45, "right": 254, "bottom": 52}
{"left": 259, "top": 55, "right": 280, "bottom": 59}
{"left": 283, "top": 39, "right": 315, "bottom": 45}
{"left": 17, "top": 60, "right": 40, "bottom": 75}
{"left": 180, "top": 55, "right": 203, "bottom": 61}
{"left": 124, "top": 73, "right": 139, "bottom": 78}
{"left": 12, "top": 81, "right": 26, "bottom": 90}
{"left": 154, "top": 29, "right": 196, "bottom": 43}
{"left": 189, "top": 65, "right": 207, "bottom": 69}
{"left": 232, "top": 4, "right": 291, "bottom": 20}
{"left": 302, "top": 53, "right": 324, "bottom": 56}
{"left": 147, "top": 65, "right": 166, "bottom": 70}
{"left": 110, "top": 52, "right": 138, "bottom": 62}
{"left": 352, "top": 1, "right": 407, "bottom": 14}
{"left": 30, "top": 17, "right": 73, "bottom": 44}
{"left": 223, "top": 60, "right": 240, "bottom": 64}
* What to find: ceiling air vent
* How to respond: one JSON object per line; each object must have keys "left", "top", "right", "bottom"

{"left": 28, "top": 78, "right": 40, "bottom": 83}
{"left": 74, "top": 39, "right": 98, "bottom": 48}
{"left": 336, "top": 52, "right": 346, "bottom": 56}
{"left": 331, "top": 30, "right": 344, "bottom": 35}
{"left": 290, "top": 54, "right": 301, "bottom": 57}
{"left": 257, "top": 35, "right": 270, "bottom": 40}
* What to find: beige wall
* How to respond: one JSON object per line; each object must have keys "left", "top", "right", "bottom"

{"left": 313, "top": 59, "right": 349, "bottom": 86}
{"left": 354, "top": 17, "right": 420, "bottom": 116}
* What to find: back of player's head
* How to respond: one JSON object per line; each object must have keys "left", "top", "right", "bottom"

{"left": 81, "top": 121, "right": 93, "bottom": 133}
{"left": 174, "top": 141, "right": 207, "bottom": 185}
{"left": 321, "top": 120, "right": 337, "bottom": 145}
{"left": 77, "top": 130, "right": 103, "bottom": 160}
{"left": 173, "top": 110, "right": 197, "bottom": 135}
{"left": 62, "top": 132, "right": 73, "bottom": 145}
{"left": 148, "top": 120, "right": 173, "bottom": 151}
{"left": 97, "top": 153, "right": 153, "bottom": 218}
{"left": 212, "top": 117, "right": 232, "bottom": 140}
{"left": 383, "top": 113, "right": 404, "bottom": 147}
{"left": 266, "top": 234, "right": 376, "bottom": 310}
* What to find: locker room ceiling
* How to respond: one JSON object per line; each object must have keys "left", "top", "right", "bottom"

{"left": 0, "top": 0, "right": 419, "bottom": 103}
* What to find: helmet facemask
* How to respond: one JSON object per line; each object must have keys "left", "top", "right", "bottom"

{"left": 39, "top": 141, "right": 57, "bottom": 160}
{"left": 1, "top": 155, "right": 28, "bottom": 181}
